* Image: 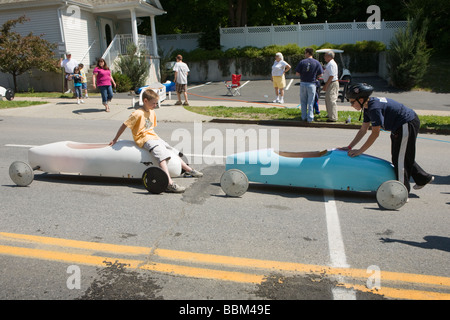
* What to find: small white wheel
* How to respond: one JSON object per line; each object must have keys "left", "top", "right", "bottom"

{"left": 220, "top": 169, "right": 249, "bottom": 197}
{"left": 9, "top": 161, "right": 34, "bottom": 186}
{"left": 376, "top": 180, "right": 408, "bottom": 210}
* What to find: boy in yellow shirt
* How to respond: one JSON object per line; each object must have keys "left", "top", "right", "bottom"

{"left": 109, "top": 89, "right": 202, "bottom": 193}
{"left": 78, "top": 63, "right": 89, "bottom": 99}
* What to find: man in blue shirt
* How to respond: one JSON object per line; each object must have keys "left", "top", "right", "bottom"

{"left": 295, "top": 48, "right": 323, "bottom": 122}
{"left": 342, "top": 83, "right": 434, "bottom": 193}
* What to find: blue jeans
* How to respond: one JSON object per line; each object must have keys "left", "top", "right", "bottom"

{"left": 74, "top": 85, "right": 82, "bottom": 98}
{"left": 99, "top": 85, "right": 113, "bottom": 104}
{"left": 300, "top": 82, "right": 316, "bottom": 122}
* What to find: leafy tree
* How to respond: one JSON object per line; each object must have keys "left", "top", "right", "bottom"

{"left": 0, "top": 15, "right": 58, "bottom": 92}
{"left": 405, "top": 0, "right": 450, "bottom": 51}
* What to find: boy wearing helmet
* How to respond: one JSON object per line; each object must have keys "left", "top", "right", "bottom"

{"left": 342, "top": 83, "right": 433, "bottom": 193}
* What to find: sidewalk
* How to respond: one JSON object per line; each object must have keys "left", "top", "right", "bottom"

{"left": 0, "top": 94, "right": 214, "bottom": 122}
{"left": 1, "top": 92, "right": 449, "bottom": 125}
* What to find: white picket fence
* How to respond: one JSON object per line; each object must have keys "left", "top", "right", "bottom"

{"left": 157, "top": 20, "right": 407, "bottom": 53}
{"left": 220, "top": 20, "right": 407, "bottom": 50}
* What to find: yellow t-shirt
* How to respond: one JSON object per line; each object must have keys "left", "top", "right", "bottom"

{"left": 80, "top": 70, "right": 87, "bottom": 83}
{"left": 124, "top": 108, "right": 159, "bottom": 147}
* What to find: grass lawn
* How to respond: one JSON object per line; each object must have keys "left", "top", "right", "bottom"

{"left": 185, "top": 106, "right": 450, "bottom": 132}
{"left": 0, "top": 100, "right": 48, "bottom": 109}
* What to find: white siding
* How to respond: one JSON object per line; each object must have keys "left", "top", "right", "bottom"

{"left": 0, "top": 6, "right": 62, "bottom": 44}
{"left": 0, "top": 6, "right": 62, "bottom": 90}
{"left": 61, "top": 8, "right": 101, "bottom": 68}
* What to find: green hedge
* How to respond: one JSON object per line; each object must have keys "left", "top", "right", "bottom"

{"left": 171, "top": 41, "right": 386, "bottom": 75}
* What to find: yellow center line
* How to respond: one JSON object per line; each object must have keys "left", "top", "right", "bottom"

{"left": 1, "top": 231, "right": 449, "bottom": 300}
{"left": 0, "top": 244, "right": 264, "bottom": 284}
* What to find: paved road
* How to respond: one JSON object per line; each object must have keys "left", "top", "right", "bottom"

{"left": 0, "top": 110, "right": 449, "bottom": 304}
{"left": 186, "top": 76, "right": 450, "bottom": 115}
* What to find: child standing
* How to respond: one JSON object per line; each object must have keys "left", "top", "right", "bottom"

{"left": 173, "top": 54, "right": 190, "bottom": 106}
{"left": 78, "top": 63, "right": 88, "bottom": 99}
{"left": 343, "top": 83, "right": 434, "bottom": 194}
{"left": 72, "top": 66, "right": 84, "bottom": 105}
{"left": 109, "top": 89, "right": 203, "bottom": 193}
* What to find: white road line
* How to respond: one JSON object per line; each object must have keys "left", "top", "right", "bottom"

{"left": 323, "top": 189, "right": 356, "bottom": 300}
{"left": 285, "top": 79, "right": 294, "bottom": 91}
{"left": 239, "top": 80, "right": 250, "bottom": 89}
{"left": 187, "top": 82, "right": 212, "bottom": 90}
{"left": 5, "top": 144, "right": 36, "bottom": 148}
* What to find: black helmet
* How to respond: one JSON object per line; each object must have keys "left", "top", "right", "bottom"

{"left": 346, "top": 83, "right": 374, "bottom": 100}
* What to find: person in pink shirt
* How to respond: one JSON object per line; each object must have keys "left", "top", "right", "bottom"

{"left": 92, "top": 58, "right": 116, "bottom": 112}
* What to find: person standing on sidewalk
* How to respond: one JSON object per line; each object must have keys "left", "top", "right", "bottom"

{"left": 60, "top": 52, "right": 78, "bottom": 94}
{"left": 78, "top": 63, "right": 89, "bottom": 99}
{"left": 93, "top": 58, "right": 116, "bottom": 112}
{"left": 322, "top": 50, "right": 339, "bottom": 122}
{"left": 271, "top": 52, "right": 291, "bottom": 104}
{"left": 173, "top": 54, "right": 190, "bottom": 106}
{"left": 295, "top": 48, "right": 323, "bottom": 122}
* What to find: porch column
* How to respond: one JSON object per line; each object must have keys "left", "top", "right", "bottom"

{"left": 150, "top": 15, "right": 158, "bottom": 57}
{"left": 130, "top": 8, "right": 139, "bottom": 48}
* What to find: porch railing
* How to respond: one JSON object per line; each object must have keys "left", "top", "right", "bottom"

{"left": 102, "top": 34, "right": 160, "bottom": 83}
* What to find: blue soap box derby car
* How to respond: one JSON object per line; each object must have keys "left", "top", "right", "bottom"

{"left": 220, "top": 148, "right": 408, "bottom": 210}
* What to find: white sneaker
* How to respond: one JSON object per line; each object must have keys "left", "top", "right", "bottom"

{"left": 184, "top": 169, "right": 203, "bottom": 178}
{"left": 273, "top": 97, "right": 279, "bottom": 103}
{"left": 166, "top": 183, "right": 186, "bottom": 193}
{"left": 279, "top": 98, "right": 284, "bottom": 104}
{"left": 77, "top": 100, "right": 80, "bottom": 104}
{"left": 80, "top": 100, "right": 85, "bottom": 104}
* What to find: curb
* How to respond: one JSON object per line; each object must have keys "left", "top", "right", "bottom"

{"left": 209, "top": 118, "right": 450, "bottom": 135}
{"left": 210, "top": 118, "right": 361, "bottom": 129}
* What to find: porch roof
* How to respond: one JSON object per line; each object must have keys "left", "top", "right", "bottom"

{"left": 0, "top": 0, "right": 166, "bottom": 17}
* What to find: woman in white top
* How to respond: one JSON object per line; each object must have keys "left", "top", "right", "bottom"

{"left": 271, "top": 52, "right": 291, "bottom": 104}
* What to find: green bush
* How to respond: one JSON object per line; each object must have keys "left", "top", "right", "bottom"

{"left": 112, "top": 72, "right": 133, "bottom": 92}
{"left": 176, "top": 40, "right": 386, "bottom": 62}
{"left": 114, "top": 43, "right": 150, "bottom": 89}
{"left": 170, "top": 40, "right": 387, "bottom": 76}
{"left": 388, "top": 19, "right": 431, "bottom": 90}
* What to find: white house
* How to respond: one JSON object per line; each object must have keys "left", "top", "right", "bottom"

{"left": 0, "top": 0, "right": 166, "bottom": 91}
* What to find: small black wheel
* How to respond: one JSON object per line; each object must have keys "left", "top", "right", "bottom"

{"left": 5, "top": 88, "right": 14, "bottom": 101}
{"left": 142, "top": 167, "right": 169, "bottom": 194}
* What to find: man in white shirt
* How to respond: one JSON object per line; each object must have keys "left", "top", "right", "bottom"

{"left": 60, "top": 52, "right": 78, "bottom": 93}
{"left": 173, "top": 54, "right": 190, "bottom": 106}
{"left": 322, "top": 51, "right": 339, "bottom": 122}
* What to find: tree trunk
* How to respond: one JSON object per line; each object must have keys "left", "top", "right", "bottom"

{"left": 12, "top": 73, "right": 17, "bottom": 93}
{"left": 229, "top": 0, "right": 248, "bottom": 27}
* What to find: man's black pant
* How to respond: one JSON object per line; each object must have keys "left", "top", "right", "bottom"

{"left": 390, "top": 115, "right": 432, "bottom": 192}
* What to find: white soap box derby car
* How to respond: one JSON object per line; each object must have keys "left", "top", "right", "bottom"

{"left": 220, "top": 148, "right": 408, "bottom": 210}
{"left": 9, "top": 140, "right": 183, "bottom": 194}
{"left": 0, "top": 86, "right": 14, "bottom": 101}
